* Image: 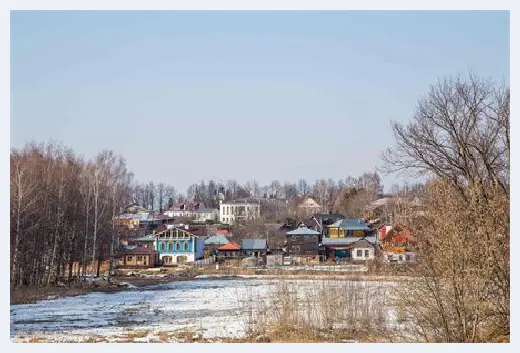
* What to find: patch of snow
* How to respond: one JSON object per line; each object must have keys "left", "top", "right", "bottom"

{"left": 11, "top": 278, "right": 399, "bottom": 342}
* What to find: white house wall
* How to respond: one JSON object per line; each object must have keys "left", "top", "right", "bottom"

{"left": 351, "top": 248, "right": 375, "bottom": 260}
{"left": 159, "top": 253, "right": 195, "bottom": 263}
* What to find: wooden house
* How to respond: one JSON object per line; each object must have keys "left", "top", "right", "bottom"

{"left": 241, "top": 239, "right": 268, "bottom": 257}
{"left": 285, "top": 225, "right": 320, "bottom": 257}
{"left": 118, "top": 246, "right": 159, "bottom": 268}
{"left": 326, "top": 218, "right": 372, "bottom": 238}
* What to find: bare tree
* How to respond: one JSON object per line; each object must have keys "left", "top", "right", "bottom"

{"left": 381, "top": 73, "right": 509, "bottom": 199}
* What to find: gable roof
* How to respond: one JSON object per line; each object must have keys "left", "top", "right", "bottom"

{"left": 242, "top": 238, "right": 267, "bottom": 250}
{"left": 351, "top": 238, "right": 376, "bottom": 249}
{"left": 329, "top": 219, "right": 371, "bottom": 231}
{"left": 218, "top": 242, "right": 241, "bottom": 251}
{"left": 298, "top": 197, "right": 322, "bottom": 208}
{"left": 204, "top": 235, "right": 230, "bottom": 245}
{"left": 286, "top": 226, "right": 320, "bottom": 236}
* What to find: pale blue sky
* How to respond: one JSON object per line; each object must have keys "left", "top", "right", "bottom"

{"left": 10, "top": 11, "right": 509, "bottom": 193}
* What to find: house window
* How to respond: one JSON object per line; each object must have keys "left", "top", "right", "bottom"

{"left": 356, "top": 250, "right": 362, "bottom": 257}
{"left": 127, "top": 256, "right": 133, "bottom": 261}
{"left": 293, "top": 245, "right": 301, "bottom": 252}
{"left": 176, "top": 242, "right": 180, "bottom": 250}
{"left": 137, "top": 256, "right": 143, "bottom": 262}
{"left": 347, "top": 230, "right": 353, "bottom": 236}
{"left": 364, "top": 250, "right": 369, "bottom": 258}
{"left": 159, "top": 242, "right": 164, "bottom": 251}
{"left": 406, "top": 255, "right": 411, "bottom": 261}
{"left": 168, "top": 241, "right": 173, "bottom": 250}
{"left": 184, "top": 241, "right": 189, "bottom": 251}
{"left": 398, "top": 255, "right": 403, "bottom": 261}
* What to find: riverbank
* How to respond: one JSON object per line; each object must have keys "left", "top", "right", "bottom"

{"left": 11, "top": 265, "right": 413, "bottom": 305}
{"left": 10, "top": 270, "right": 198, "bottom": 305}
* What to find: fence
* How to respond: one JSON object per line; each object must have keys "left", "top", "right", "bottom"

{"left": 191, "top": 256, "right": 216, "bottom": 268}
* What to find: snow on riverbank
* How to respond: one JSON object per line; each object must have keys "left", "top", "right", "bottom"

{"left": 11, "top": 278, "right": 398, "bottom": 343}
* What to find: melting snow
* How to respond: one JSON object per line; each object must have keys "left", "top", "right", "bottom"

{"left": 11, "top": 278, "right": 396, "bottom": 342}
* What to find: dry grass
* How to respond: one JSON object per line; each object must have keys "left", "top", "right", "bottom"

{"left": 234, "top": 278, "right": 397, "bottom": 343}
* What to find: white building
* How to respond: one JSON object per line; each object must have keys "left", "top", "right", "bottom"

{"left": 219, "top": 199, "right": 260, "bottom": 225}
{"left": 163, "top": 202, "right": 218, "bottom": 223}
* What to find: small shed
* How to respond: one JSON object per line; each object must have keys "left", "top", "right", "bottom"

{"left": 241, "top": 238, "right": 268, "bottom": 258}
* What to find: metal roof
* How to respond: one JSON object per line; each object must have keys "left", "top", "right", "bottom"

{"left": 242, "top": 238, "right": 267, "bottom": 250}
{"left": 328, "top": 219, "right": 371, "bottom": 231}
{"left": 204, "top": 235, "right": 230, "bottom": 245}
{"left": 286, "top": 227, "right": 320, "bottom": 236}
{"left": 322, "top": 236, "right": 377, "bottom": 246}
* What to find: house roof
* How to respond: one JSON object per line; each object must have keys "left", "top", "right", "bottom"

{"left": 204, "top": 235, "right": 230, "bottom": 245}
{"left": 277, "top": 224, "right": 296, "bottom": 233}
{"left": 218, "top": 242, "right": 241, "bottom": 251}
{"left": 322, "top": 236, "right": 377, "bottom": 246}
{"left": 242, "top": 238, "right": 267, "bottom": 250}
{"left": 351, "top": 238, "right": 376, "bottom": 249}
{"left": 286, "top": 226, "right": 320, "bottom": 236}
{"left": 328, "top": 219, "right": 371, "bottom": 231}
{"left": 216, "top": 229, "right": 231, "bottom": 236}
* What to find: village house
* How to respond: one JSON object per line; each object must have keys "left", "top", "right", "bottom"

{"left": 326, "top": 218, "right": 373, "bottom": 238}
{"left": 217, "top": 242, "right": 241, "bottom": 258}
{"left": 322, "top": 236, "right": 377, "bottom": 261}
{"left": 204, "top": 235, "right": 230, "bottom": 258}
{"left": 164, "top": 202, "right": 218, "bottom": 223}
{"left": 155, "top": 227, "right": 205, "bottom": 265}
{"left": 380, "top": 224, "right": 416, "bottom": 263}
{"left": 117, "top": 246, "right": 159, "bottom": 269}
{"left": 241, "top": 238, "right": 268, "bottom": 257}
{"left": 285, "top": 225, "right": 320, "bottom": 259}
{"left": 114, "top": 211, "right": 175, "bottom": 234}
{"left": 296, "top": 197, "right": 324, "bottom": 217}
{"left": 219, "top": 199, "right": 260, "bottom": 225}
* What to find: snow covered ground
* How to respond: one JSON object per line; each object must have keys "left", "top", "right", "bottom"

{"left": 11, "top": 278, "right": 398, "bottom": 342}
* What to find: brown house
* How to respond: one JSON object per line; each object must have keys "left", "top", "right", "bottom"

{"left": 118, "top": 247, "right": 158, "bottom": 268}
{"left": 285, "top": 225, "right": 320, "bottom": 257}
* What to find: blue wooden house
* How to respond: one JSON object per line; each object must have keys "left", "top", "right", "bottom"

{"left": 154, "top": 227, "right": 205, "bottom": 265}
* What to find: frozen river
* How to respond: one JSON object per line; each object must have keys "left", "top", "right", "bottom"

{"left": 11, "top": 276, "right": 397, "bottom": 342}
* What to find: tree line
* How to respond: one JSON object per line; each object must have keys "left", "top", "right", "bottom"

{"left": 10, "top": 143, "right": 134, "bottom": 288}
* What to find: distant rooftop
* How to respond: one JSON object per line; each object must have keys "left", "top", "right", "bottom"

{"left": 286, "top": 226, "right": 320, "bottom": 236}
